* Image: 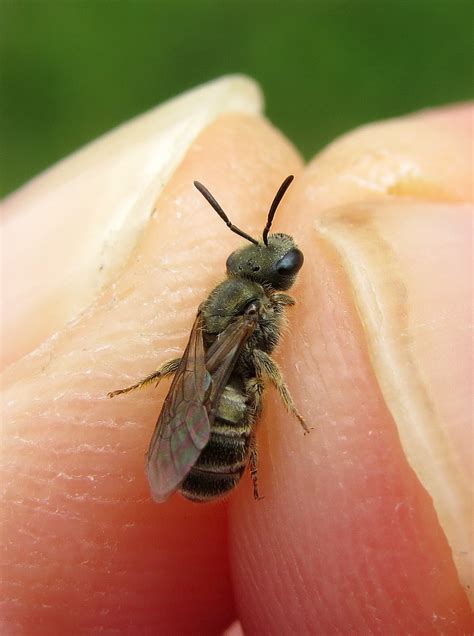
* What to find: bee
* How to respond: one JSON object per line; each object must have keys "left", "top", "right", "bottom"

{"left": 109, "top": 175, "right": 309, "bottom": 503}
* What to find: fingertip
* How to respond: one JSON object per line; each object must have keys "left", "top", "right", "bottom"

{"left": 229, "top": 104, "right": 473, "bottom": 633}
{"left": 221, "top": 620, "right": 245, "bottom": 636}
{"left": 1, "top": 98, "right": 302, "bottom": 632}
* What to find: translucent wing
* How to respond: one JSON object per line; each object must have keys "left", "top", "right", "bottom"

{"left": 146, "top": 309, "right": 257, "bottom": 502}
{"left": 146, "top": 313, "right": 211, "bottom": 502}
{"left": 205, "top": 312, "right": 257, "bottom": 408}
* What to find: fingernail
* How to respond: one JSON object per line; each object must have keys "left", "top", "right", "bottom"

{"left": 1, "top": 75, "right": 263, "bottom": 368}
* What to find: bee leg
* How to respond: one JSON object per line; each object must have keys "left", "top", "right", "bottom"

{"left": 253, "top": 349, "right": 311, "bottom": 434}
{"left": 249, "top": 434, "right": 264, "bottom": 501}
{"left": 272, "top": 292, "right": 295, "bottom": 307}
{"left": 108, "top": 357, "right": 182, "bottom": 398}
{"left": 244, "top": 378, "right": 265, "bottom": 500}
{"left": 246, "top": 377, "right": 264, "bottom": 419}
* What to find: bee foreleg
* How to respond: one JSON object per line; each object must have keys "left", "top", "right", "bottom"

{"left": 272, "top": 292, "right": 295, "bottom": 307}
{"left": 108, "top": 357, "right": 182, "bottom": 398}
{"left": 253, "top": 349, "right": 310, "bottom": 433}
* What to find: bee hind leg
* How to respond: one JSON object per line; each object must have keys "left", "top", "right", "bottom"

{"left": 253, "top": 349, "right": 310, "bottom": 434}
{"left": 245, "top": 377, "right": 265, "bottom": 501}
{"left": 108, "top": 357, "right": 181, "bottom": 398}
{"left": 249, "top": 435, "right": 264, "bottom": 501}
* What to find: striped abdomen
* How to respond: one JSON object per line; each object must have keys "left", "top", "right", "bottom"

{"left": 180, "top": 383, "right": 252, "bottom": 502}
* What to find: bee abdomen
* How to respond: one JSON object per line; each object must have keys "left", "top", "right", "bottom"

{"left": 196, "top": 428, "right": 249, "bottom": 472}
{"left": 179, "top": 384, "right": 252, "bottom": 502}
{"left": 180, "top": 466, "right": 245, "bottom": 503}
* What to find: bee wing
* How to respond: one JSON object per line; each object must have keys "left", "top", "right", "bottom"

{"left": 204, "top": 312, "right": 257, "bottom": 412}
{"left": 146, "top": 312, "right": 212, "bottom": 502}
{"left": 146, "top": 310, "right": 257, "bottom": 503}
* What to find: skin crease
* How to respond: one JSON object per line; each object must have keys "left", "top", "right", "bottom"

{"left": 1, "top": 106, "right": 472, "bottom": 634}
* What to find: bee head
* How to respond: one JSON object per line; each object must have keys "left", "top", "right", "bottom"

{"left": 194, "top": 175, "right": 304, "bottom": 291}
{"left": 225, "top": 233, "right": 303, "bottom": 290}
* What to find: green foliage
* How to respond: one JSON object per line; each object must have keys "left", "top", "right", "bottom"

{"left": 1, "top": 0, "right": 472, "bottom": 196}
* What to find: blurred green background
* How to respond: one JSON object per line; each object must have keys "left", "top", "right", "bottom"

{"left": 1, "top": 0, "right": 472, "bottom": 197}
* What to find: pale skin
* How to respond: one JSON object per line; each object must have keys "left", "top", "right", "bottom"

{"left": 1, "top": 104, "right": 472, "bottom": 634}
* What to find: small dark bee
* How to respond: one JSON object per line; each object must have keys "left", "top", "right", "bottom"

{"left": 109, "top": 175, "right": 308, "bottom": 502}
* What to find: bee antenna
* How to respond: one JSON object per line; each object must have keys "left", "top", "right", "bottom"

{"left": 194, "top": 181, "right": 259, "bottom": 246}
{"left": 262, "top": 175, "right": 294, "bottom": 246}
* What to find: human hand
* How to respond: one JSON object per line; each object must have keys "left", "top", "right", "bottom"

{"left": 1, "top": 77, "right": 472, "bottom": 634}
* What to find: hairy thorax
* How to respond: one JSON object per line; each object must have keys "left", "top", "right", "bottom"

{"left": 202, "top": 277, "right": 284, "bottom": 358}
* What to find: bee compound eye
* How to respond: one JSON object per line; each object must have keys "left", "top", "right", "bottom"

{"left": 275, "top": 248, "right": 304, "bottom": 275}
